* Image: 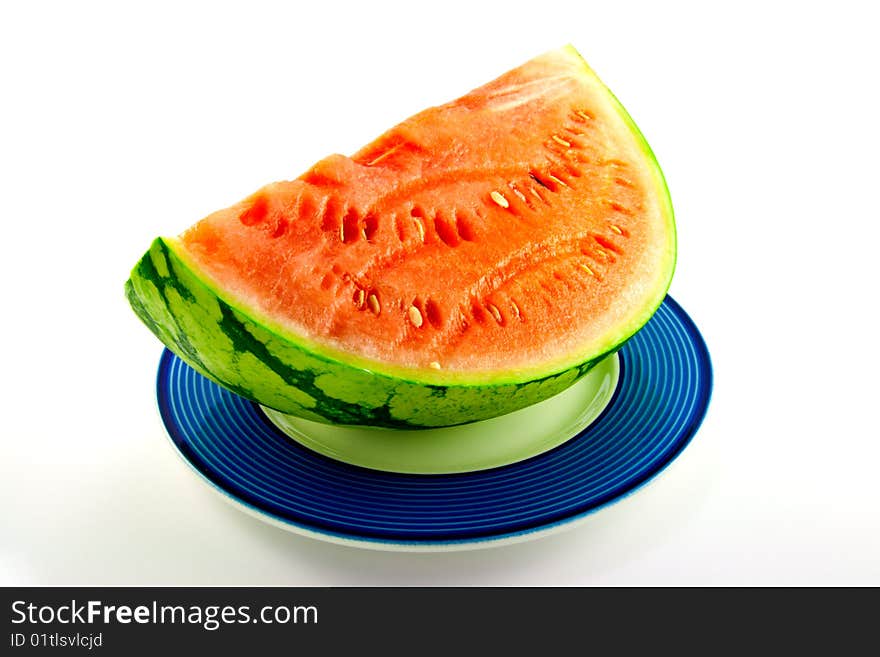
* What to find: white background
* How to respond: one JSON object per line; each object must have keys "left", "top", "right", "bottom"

{"left": 2, "top": 1, "right": 878, "bottom": 585}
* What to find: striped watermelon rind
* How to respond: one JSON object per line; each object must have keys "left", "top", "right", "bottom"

{"left": 126, "top": 237, "right": 612, "bottom": 428}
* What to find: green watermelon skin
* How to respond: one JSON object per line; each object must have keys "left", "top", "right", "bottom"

{"left": 126, "top": 237, "right": 609, "bottom": 428}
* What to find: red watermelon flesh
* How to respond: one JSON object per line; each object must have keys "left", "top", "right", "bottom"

{"left": 178, "top": 46, "right": 674, "bottom": 377}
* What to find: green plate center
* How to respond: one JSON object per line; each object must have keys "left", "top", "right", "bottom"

{"left": 261, "top": 353, "right": 619, "bottom": 474}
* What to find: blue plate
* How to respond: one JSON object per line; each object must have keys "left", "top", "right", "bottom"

{"left": 157, "top": 296, "right": 712, "bottom": 551}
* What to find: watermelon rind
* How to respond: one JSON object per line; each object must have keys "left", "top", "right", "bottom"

{"left": 126, "top": 237, "right": 612, "bottom": 427}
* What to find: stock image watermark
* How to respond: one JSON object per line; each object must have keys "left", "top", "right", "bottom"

{"left": 8, "top": 598, "right": 318, "bottom": 649}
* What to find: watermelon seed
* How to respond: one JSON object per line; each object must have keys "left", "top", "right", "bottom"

{"left": 414, "top": 217, "right": 426, "bottom": 242}
{"left": 547, "top": 174, "right": 568, "bottom": 188}
{"left": 510, "top": 300, "right": 522, "bottom": 320}
{"left": 428, "top": 361, "right": 441, "bottom": 370}
{"left": 552, "top": 135, "right": 571, "bottom": 148}
{"left": 576, "top": 109, "right": 593, "bottom": 121}
{"left": 486, "top": 303, "right": 503, "bottom": 325}
{"left": 354, "top": 289, "right": 365, "bottom": 309}
{"left": 341, "top": 208, "right": 361, "bottom": 243}
{"left": 490, "top": 191, "right": 509, "bottom": 209}
{"left": 560, "top": 137, "right": 582, "bottom": 153}
{"left": 367, "top": 293, "right": 381, "bottom": 315}
{"left": 529, "top": 186, "right": 546, "bottom": 203}
{"left": 408, "top": 305, "right": 424, "bottom": 328}
{"left": 613, "top": 176, "right": 634, "bottom": 188}
{"left": 410, "top": 207, "right": 427, "bottom": 242}
{"left": 610, "top": 224, "right": 623, "bottom": 235}
{"left": 363, "top": 213, "right": 380, "bottom": 241}
{"left": 365, "top": 143, "right": 403, "bottom": 167}
{"left": 579, "top": 264, "right": 595, "bottom": 276}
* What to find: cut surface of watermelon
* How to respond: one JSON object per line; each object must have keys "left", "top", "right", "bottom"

{"left": 127, "top": 45, "right": 675, "bottom": 427}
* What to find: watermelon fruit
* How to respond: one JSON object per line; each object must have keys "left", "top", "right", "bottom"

{"left": 126, "top": 45, "right": 675, "bottom": 428}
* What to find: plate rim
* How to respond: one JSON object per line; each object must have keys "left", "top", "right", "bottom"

{"left": 155, "top": 295, "right": 712, "bottom": 551}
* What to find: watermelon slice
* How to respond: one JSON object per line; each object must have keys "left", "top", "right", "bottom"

{"left": 126, "top": 45, "right": 675, "bottom": 427}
